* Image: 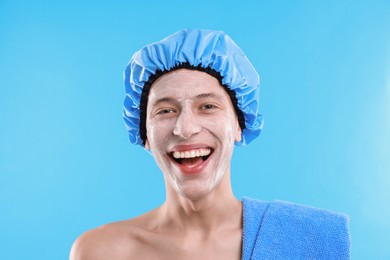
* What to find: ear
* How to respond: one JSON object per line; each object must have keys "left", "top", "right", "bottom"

{"left": 144, "top": 139, "right": 151, "bottom": 150}
{"left": 234, "top": 126, "right": 242, "bottom": 143}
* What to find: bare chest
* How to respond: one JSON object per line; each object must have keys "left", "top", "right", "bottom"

{"left": 126, "top": 229, "right": 242, "bottom": 260}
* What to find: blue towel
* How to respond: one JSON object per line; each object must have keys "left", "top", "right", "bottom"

{"left": 242, "top": 197, "right": 351, "bottom": 259}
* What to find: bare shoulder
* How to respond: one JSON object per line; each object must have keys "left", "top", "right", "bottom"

{"left": 69, "top": 221, "right": 135, "bottom": 260}
{"left": 70, "top": 209, "right": 159, "bottom": 260}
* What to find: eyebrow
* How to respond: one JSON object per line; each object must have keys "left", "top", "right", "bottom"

{"left": 195, "top": 93, "right": 224, "bottom": 100}
{"left": 151, "top": 92, "right": 224, "bottom": 107}
{"left": 151, "top": 97, "right": 177, "bottom": 106}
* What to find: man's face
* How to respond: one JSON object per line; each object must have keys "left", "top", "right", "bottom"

{"left": 145, "top": 69, "right": 241, "bottom": 200}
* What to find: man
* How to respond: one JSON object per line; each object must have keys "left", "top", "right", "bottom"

{"left": 70, "top": 29, "right": 350, "bottom": 259}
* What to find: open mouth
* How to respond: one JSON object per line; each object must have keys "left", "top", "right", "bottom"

{"left": 170, "top": 148, "right": 213, "bottom": 166}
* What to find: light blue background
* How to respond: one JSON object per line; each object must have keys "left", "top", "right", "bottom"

{"left": 1, "top": 1, "right": 389, "bottom": 259}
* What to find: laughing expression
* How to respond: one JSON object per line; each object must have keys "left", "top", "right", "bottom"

{"left": 145, "top": 69, "right": 242, "bottom": 200}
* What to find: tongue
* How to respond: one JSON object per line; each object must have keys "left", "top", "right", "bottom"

{"left": 181, "top": 157, "right": 204, "bottom": 167}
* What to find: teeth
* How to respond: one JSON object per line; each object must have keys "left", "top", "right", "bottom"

{"left": 172, "top": 148, "right": 211, "bottom": 159}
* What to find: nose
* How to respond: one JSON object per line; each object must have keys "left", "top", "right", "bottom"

{"left": 173, "top": 107, "right": 201, "bottom": 139}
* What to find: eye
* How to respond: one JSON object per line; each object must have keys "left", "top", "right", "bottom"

{"left": 156, "top": 108, "right": 175, "bottom": 115}
{"left": 201, "top": 104, "right": 218, "bottom": 110}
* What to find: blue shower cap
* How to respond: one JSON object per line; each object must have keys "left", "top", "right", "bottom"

{"left": 123, "top": 29, "right": 263, "bottom": 146}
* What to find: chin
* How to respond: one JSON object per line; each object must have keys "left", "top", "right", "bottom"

{"left": 172, "top": 175, "right": 223, "bottom": 201}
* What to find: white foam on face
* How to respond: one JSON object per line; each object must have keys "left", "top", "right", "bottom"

{"left": 145, "top": 69, "right": 241, "bottom": 200}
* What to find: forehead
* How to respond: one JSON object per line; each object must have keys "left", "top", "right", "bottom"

{"left": 148, "top": 69, "right": 229, "bottom": 101}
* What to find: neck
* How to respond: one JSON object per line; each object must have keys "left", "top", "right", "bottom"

{"left": 157, "top": 175, "right": 242, "bottom": 234}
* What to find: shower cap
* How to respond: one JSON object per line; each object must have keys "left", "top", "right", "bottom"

{"left": 123, "top": 29, "right": 263, "bottom": 146}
